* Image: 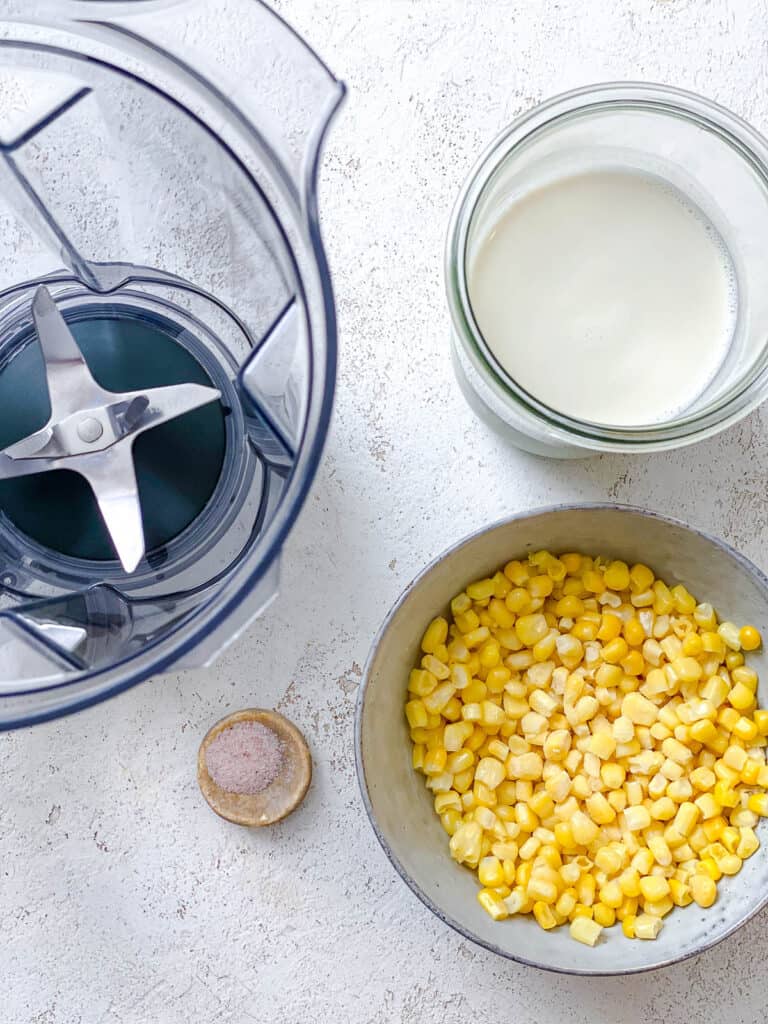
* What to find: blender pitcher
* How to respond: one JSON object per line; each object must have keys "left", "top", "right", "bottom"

{"left": 0, "top": 0, "right": 344, "bottom": 727}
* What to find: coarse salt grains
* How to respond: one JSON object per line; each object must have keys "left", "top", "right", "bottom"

{"left": 205, "top": 721, "right": 283, "bottom": 795}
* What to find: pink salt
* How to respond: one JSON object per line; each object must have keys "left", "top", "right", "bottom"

{"left": 205, "top": 721, "right": 283, "bottom": 795}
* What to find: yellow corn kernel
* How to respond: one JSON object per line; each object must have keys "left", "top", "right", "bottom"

{"left": 553, "top": 821, "right": 577, "bottom": 851}
{"left": 602, "top": 637, "right": 629, "bottom": 664}
{"left": 629, "top": 563, "right": 655, "bottom": 591}
{"left": 622, "top": 915, "right": 637, "bottom": 938}
{"left": 638, "top": 875, "right": 670, "bottom": 902}
{"left": 449, "top": 822, "right": 482, "bottom": 866}
{"left": 731, "top": 808, "right": 758, "bottom": 829}
{"left": 528, "top": 873, "right": 560, "bottom": 905}
{"left": 514, "top": 613, "right": 548, "bottom": 647}
{"left": 576, "top": 874, "right": 596, "bottom": 907}
{"left": 423, "top": 747, "right": 447, "bottom": 776}
{"left": 667, "top": 778, "right": 693, "bottom": 803}
{"left": 673, "top": 802, "right": 699, "bottom": 837}
{"left": 478, "top": 856, "right": 505, "bottom": 888}
{"left": 422, "top": 653, "right": 450, "bottom": 681}
{"left": 487, "top": 738, "right": 510, "bottom": 761}
{"left": 516, "top": 804, "right": 539, "bottom": 833}
{"left": 739, "top": 625, "right": 762, "bottom": 651}
{"left": 616, "top": 895, "right": 639, "bottom": 921}
{"left": 733, "top": 717, "right": 758, "bottom": 743}
{"left": 681, "top": 632, "right": 703, "bottom": 657}
{"left": 619, "top": 867, "right": 642, "bottom": 897}
{"left": 440, "top": 809, "right": 462, "bottom": 835}
{"left": 541, "top": 729, "right": 570, "bottom": 763}
{"left": 748, "top": 793, "right": 768, "bottom": 816}
{"left": 722, "top": 744, "right": 748, "bottom": 772}
{"left": 444, "top": 720, "right": 475, "bottom": 753}
{"left": 598, "top": 880, "right": 623, "bottom": 909}
{"left": 712, "top": 780, "right": 738, "bottom": 809}
{"left": 527, "top": 792, "right": 554, "bottom": 820}
{"left": 597, "top": 613, "right": 623, "bottom": 643}
{"left": 434, "top": 791, "right": 462, "bottom": 815}
{"left": 661, "top": 737, "right": 693, "bottom": 766}
{"left": 477, "top": 888, "right": 509, "bottom": 920}
{"left": 598, "top": 762, "right": 625, "bottom": 790}
{"left": 622, "top": 692, "right": 658, "bottom": 726}
{"left": 699, "top": 856, "right": 721, "bottom": 881}
{"left": 692, "top": 770, "right": 720, "bottom": 790}
{"left": 624, "top": 780, "right": 644, "bottom": 806}
{"left": 718, "top": 852, "right": 743, "bottom": 875}
{"left": 646, "top": 796, "right": 675, "bottom": 823}
{"left": 585, "top": 733, "right": 617, "bottom": 762}
{"left": 702, "top": 816, "right": 728, "bottom": 843}
{"left": 532, "top": 901, "right": 558, "bottom": 930}
{"left": 670, "top": 656, "right": 702, "bottom": 683}
{"left": 569, "top": 916, "right": 603, "bottom": 946}
{"left": 452, "top": 768, "right": 474, "bottom": 794}
{"left": 624, "top": 805, "right": 652, "bottom": 832}
{"left": 731, "top": 666, "right": 758, "bottom": 692}
{"left": 737, "top": 827, "right": 760, "bottom": 859}
{"left": 405, "top": 699, "right": 429, "bottom": 730}
{"left": 467, "top": 578, "right": 497, "bottom": 603}
{"left": 701, "top": 675, "right": 730, "bottom": 706}
{"left": 690, "top": 719, "right": 717, "bottom": 744}
{"left": 720, "top": 825, "right": 741, "bottom": 854}
{"left": 647, "top": 835, "right": 672, "bottom": 867}
{"left": 516, "top": 861, "right": 533, "bottom": 888}
{"left": 573, "top": 696, "right": 600, "bottom": 723}
{"left": 594, "top": 846, "right": 623, "bottom": 876}
{"left": 570, "top": 811, "right": 600, "bottom": 846}
{"left": 582, "top": 569, "right": 605, "bottom": 595}
{"left": 622, "top": 616, "right": 645, "bottom": 648}
{"left": 634, "top": 914, "right": 663, "bottom": 939}
{"left": 506, "top": 752, "right": 543, "bottom": 782}
{"left": 669, "top": 878, "right": 693, "bottom": 907}
{"left": 728, "top": 683, "right": 754, "bottom": 711}
{"left": 753, "top": 710, "right": 768, "bottom": 737}
{"left": 718, "top": 621, "right": 741, "bottom": 651}
{"left": 670, "top": 584, "right": 696, "bottom": 614}
{"left": 601, "top": 560, "right": 629, "bottom": 591}
{"left": 592, "top": 903, "right": 615, "bottom": 927}
{"left": 691, "top": 874, "right": 718, "bottom": 909}
{"left": 621, "top": 650, "right": 645, "bottom": 677}
{"left": 555, "top": 594, "right": 584, "bottom": 618}
{"left": 555, "top": 889, "right": 578, "bottom": 919}
{"left": 475, "top": 757, "right": 506, "bottom": 790}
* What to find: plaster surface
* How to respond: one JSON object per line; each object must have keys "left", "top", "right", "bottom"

{"left": 3, "top": 1, "right": 768, "bottom": 1021}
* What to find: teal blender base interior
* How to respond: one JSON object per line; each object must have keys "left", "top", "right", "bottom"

{"left": 0, "top": 306, "right": 227, "bottom": 562}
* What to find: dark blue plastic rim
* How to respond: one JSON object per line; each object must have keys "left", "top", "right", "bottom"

{"left": 0, "top": 14, "right": 345, "bottom": 728}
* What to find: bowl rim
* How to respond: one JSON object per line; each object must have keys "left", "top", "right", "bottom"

{"left": 354, "top": 501, "right": 768, "bottom": 975}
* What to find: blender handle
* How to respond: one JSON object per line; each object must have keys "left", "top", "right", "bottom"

{"left": 174, "top": 558, "right": 281, "bottom": 669}
{"left": 60, "top": 0, "right": 346, "bottom": 215}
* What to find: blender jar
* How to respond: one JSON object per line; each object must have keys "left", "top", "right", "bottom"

{"left": 0, "top": 0, "right": 344, "bottom": 727}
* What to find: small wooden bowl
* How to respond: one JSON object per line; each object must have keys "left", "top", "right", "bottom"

{"left": 198, "top": 708, "right": 311, "bottom": 826}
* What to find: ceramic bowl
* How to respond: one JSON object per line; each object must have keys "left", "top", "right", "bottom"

{"left": 355, "top": 504, "right": 768, "bottom": 974}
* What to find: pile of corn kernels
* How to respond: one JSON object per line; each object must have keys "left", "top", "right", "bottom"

{"left": 405, "top": 551, "right": 766, "bottom": 946}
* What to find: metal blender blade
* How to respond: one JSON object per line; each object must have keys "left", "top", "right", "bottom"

{"left": 0, "top": 286, "right": 221, "bottom": 572}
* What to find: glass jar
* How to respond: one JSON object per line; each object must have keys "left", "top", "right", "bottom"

{"left": 446, "top": 83, "right": 768, "bottom": 457}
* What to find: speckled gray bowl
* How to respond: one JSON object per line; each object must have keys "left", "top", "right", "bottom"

{"left": 355, "top": 504, "right": 768, "bottom": 974}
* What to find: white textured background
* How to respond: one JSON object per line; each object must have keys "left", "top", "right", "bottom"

{"left": 4, "top": 1, "right": 768, "bottom": 1021}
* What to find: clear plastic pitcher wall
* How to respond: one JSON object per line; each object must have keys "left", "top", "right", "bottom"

{"left": 0, "top": 0, "right": 345, "bottom": 726}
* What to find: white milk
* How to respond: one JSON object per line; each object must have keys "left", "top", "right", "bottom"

{"left": 467, "top": 169, "right": 737, "bottom": 426}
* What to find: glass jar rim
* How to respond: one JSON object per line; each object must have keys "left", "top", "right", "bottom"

{"left": 445, "top": 82, "right": 768, "bottom": 449}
